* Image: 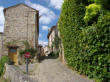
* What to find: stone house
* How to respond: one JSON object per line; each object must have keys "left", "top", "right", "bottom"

{"left": 43, "top": 45, "right": 49, "bottom": 56}
{"left": 47, "top": 25, "right": 66, "bottom": 64}
{"left": 0, "top": 3, "right": 39, "bottom": 65}
{"left": 38, "top": 45, "right": 45, "bottom": 62}
{"left": 47, "top": 25, "right": 58, "bottom": 53}
{"left": 38, "top": 45, "right": 44, "bottom": 57}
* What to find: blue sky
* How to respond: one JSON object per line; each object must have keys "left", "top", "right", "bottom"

{"left": 0, "top": 0, "right": 63, "bottom": 46}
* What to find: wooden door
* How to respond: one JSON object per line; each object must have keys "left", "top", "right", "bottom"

{"left": 8, "top": 48, "right": 18, "bottom": 65}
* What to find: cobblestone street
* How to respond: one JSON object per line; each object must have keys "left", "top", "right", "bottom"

{"left": 30, "top": 59, "right": 94, "bottom": 82}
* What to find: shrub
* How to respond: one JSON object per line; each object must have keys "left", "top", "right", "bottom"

{"left": 19, "top": 48, "right": 37, "bottom": 59}
{"left": 19, "top": 41, "right": 37, "bottom": 61}
{"left": 0, "top": 56, "right": 9, "bottom": 77}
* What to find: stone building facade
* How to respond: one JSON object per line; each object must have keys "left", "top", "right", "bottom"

{"left": 37, "top": 45, "right": 45, "bottom": 62}
{"left": 47, "top": 25, "right": 58, "bottom": 53}
{"left": 0, "top": 32, "right": 3, "bottom": 59}
{"left": 47, "top": 25, "right": 66, "bottom": 64}
{"left": 44, "top": 45, "right": 49, "bottom": 56}
{"left": 38, "top": 45, "right": 45, "bottom": 57}
{"left": 0, "top": 4, "right": 39, "bottom": 65}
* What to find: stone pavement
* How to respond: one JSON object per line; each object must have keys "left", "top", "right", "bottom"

{"left": 30, "top": 59, "right": 94, "bottom": 82}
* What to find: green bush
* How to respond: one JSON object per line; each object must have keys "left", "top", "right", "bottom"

{"left": 48, "top": 50, "right": 59, "bottom": 58}
{"left": 53, "top": 50, "right": 60, "bottom": 58}
{"left": 84, "top": 3, "right": 101, "bottom": 23}
{"left": 58, "top": 0, "right": 110, "bottom": 81}
{"left": 0, "top": 56, "right": 9, "bottom": 77}
{"left": 89, "top": 0, "right": 110, "bottom": 10}
{"left": 79, "top": 13, "right": 110, "bottom": 80}
{"left": 19, "top": 48, "right": 37, "bottom": 59}
{"left": 19, "top": 41, "right": 37, "bottom": 60}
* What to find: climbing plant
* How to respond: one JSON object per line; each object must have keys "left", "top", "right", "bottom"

{"left": 52, "top": 36, "right": 61, "bottom": 49}
{"left": 84, "top": 3, "right": 101, "bottom": 23}
{"left": 51, "top": 35, "right": 61, "bottom": 57}
{"left": 58, "top": 0, "right": 110, "bottom": 81}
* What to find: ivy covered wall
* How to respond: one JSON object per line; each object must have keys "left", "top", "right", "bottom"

{"left": 58, "top": 0, "right": 110, "bottom": 81}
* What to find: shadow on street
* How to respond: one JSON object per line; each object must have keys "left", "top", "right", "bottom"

{"left": 38, "top": 53, "right": 59, "bottom": 63}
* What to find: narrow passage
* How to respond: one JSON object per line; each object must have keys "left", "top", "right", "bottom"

{"left": 30, "top": 59, "right": 94, "bottom": 82}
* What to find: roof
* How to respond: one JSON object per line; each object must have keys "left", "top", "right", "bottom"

{"left": 47, "top": 25, "right": 56, "bottom": 39}
{"left": 4, "top": 3, "right": 38, "bottom": 15}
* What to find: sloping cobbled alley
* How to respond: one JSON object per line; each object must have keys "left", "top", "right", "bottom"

{"left": 30, "top": 59, "right": 94, "bottom": 82}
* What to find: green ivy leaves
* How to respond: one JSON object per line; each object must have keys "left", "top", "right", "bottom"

{"left": 84, "top": 3, "right": 101, "bottom": 23}
{"left": 58, "top": 0, "right": 110, "bottom": 81}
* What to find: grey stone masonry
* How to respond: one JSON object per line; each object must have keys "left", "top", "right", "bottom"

{"left": 4, "top": 64, "right": 37, "bottom": 82}
{"left": 2, "top": 4, "right": 39, "bottom": 55}
{"left": 0, "top": 32, "right": 3, "bottom": 59}
{"left": 30, "top": 59, "right": 94, "bottom": 82}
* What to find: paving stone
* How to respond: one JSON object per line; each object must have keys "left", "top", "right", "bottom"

{"left": 31, "top": 59, "right": 94, "bottom": 82}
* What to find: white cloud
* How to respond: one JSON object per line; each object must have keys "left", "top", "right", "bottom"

{"left": 42, "top": 26, "right": 49, "bottom": 30}
{"left": 39, "top": 40, "right": 48, "bottom": 47}
{"left": 49, "top": 0, "right": 64, "bottom": 9}
{"left": 0, "top": 6, "right": 5, "bottom": 32}
{"left": 25, "top": 0, "right": 56, "bottom": 24}
{"left": 39, "top": 33, "right": 42, "bottom": 37}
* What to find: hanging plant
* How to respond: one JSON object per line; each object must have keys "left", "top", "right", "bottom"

{"left": 5, "top": 40, "right": 18, "bottom": 47}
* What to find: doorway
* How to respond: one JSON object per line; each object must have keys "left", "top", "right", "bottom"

{"left": 8, "top": 47, "right": 18, "bottom": 65}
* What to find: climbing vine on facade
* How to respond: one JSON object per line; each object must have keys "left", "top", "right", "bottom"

{"left": 58, "top": 0, "right": 110, "bottom": 81}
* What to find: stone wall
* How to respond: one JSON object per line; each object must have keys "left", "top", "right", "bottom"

{"left": 4, "top": 64, "right": 37, "bottom": 82}
{"left": 3, "top": 4, "right": 39, "bottom": 56}
{"left": 44, "top": 46, "right": 49, "bottom": 56}
{"left": 58, "top": 32, "right": 66, "bottom": 64}
{"left": 59, "top": 42, "right": 66, "bottom": 64}
{"left": 0, "top": 33, "right": 3, "bottom": 59}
